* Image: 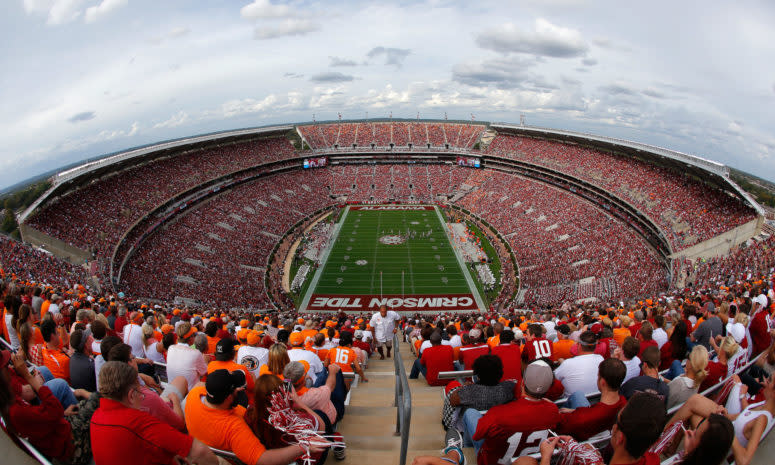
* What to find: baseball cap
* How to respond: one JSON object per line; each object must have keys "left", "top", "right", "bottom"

{"left": 469, "top": 328, "right": 482, "bottom": 340}
{"left": 289, "top": 332, "right": 305, "bottom": 347}
{"left": 247, "top": 331, "right": 261, "bottom": 346}
{"left": 215, "top": 339, "right": 237, "bottom": 361}
{"left": 354, "top": 330, "right": 364, "bottom": 339}
{"left": 239, "top": 319, "right": 249, "bottom": 328}
{"left": 512, "top": 329, "right": 524, "bottom": 340}
{"left": 283, "top": 360, "right": 310, "bottom": 385}
{"left": 206, "top": 369, "right": 247, "bottom": 404}
{"left": 524, "top": 360, "right": 554, "bottom": 397}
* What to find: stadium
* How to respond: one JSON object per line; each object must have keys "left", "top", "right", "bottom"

{"left": 2, "top": 119, "right": 775, "bottom": 465}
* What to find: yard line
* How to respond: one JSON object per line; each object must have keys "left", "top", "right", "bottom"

{"left": 368, "top": 211, "right": 383, "bottom": 294}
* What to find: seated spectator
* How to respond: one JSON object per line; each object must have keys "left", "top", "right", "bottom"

{"left": 259, "top": 344, "right": 290, "bottom": 381}
{"left": 353, "top": 329, "right": 372, "bottom": 357}
{"left": 620, "top": 346, "right": 668, "bottom": 405}
{"left": 409, "top": 331, "right": 454, "bottom": 386}
{"left": 284, "top": 361, "right": 346, "bottom": 428}
{"left": 615, "top": 336, "right": 641, "bottom": 385}
{"left": 554, "top": 331, "right": 604, "bottom": 397}
{"left": 40, "top": 318, "right": 70, "bottom": 383}
{"left": 246, "top": 374, "right": 331, "bottom": 464}
{"left": 326, "top": 331, "right": 368, "bottom": 385}
{"left": 490, "top": 329, "right": 522, "bottom": 383}
{"left": 652, "top": 315, "right": 668, "bottom": 349}
{"left": 106, "top": 343, "right": 187, "bottom": 431}
{"left": 667, "top": 345, "right": 708, "bottom": 409}
{"left": 207, "top": 338, "right": 255, "bottom": 395}
{"left": 691, "top": 304, "right": 723, "bottom": 351}
{"left": 660, "top": 320, "right": 688, "bottom": 378}
{"left": 457, "top": 328, "right": 489, "bottom": 370}
{"left": 69, "top": 328, "right": 96, "bottom": 392}
{"left": 90, "top": 361, "right": 217, "bottom": 465}
{"left": 637, "top": 322, "right": 658, "bottom": 358}
{"left": 523, "top": 324, "right": 553, "bottom": 362}
{"left": 519, "top": 392, "right": 667, "bottom": 465}
{"left": 552, "top": 324, "right": 574, "bottom": 361}
{"left": 95, "top": 335, "right": 122, "bottom": 391}
{"left": 166, "top": 322, "right": 207, "bottom": 391}
{"left": 310, "top": 332, "right": 331, "bottom": 362}
{"left": 238, "top": 330, "right": 269, "bottom": 379}
{"left": 556, "top": 357, "right": 627, "bottom": 441}
{"left": 1, "top": 350, "right": 98, "bottom": 465}
{"left": 447, "top": 355, "right": 516, "bottom": 413}
{"left": 287, "top": 331, "right": 325, "bottom": 386}
{"left": 461, "top": 360, "right": 560, "bottom": 465}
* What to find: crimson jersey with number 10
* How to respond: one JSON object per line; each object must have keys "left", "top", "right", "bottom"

{"left": 473, "top": 396, "right": 560, "bottom": 465}
{"left": 524, "top": 337, "right": 554, "bottom": 362}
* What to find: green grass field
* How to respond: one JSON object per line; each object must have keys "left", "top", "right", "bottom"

{"left": 300, "top": 206, "right": 484, "bottom": 312}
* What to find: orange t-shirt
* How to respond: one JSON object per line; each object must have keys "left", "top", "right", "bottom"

{"left": 552, "top": 339, "right": 575, "bottom": 361}
{"left": 300, "top": 329, "right": 317, "bottom": 344}
{"left": 41, "top": 347, "right": 70, "bottom": 382}
{"left": 257, "top": 365, "right": 283, "bottom": 380}
{"left": 206, "top": 336, "right": 220, "bottom": 355}
{"left": 328, "top": 346, "right": 357, "bottom": 372}
{"left": 40, "top": 300, "right": 51, "bottom": 319}
{"left": 487, "top": 335, "right": 500, "bottom": 349}
{"left": 184, "top": 386, "right": 264, "bottom": 465}
{"left": 311, "top": 346, "right": 329, "bottom": 362}
{"left": 613, "top": 328, "right": 630, "bottom": 348}
{"left": 207, "top": 360, "right": 255, "bottom": 392}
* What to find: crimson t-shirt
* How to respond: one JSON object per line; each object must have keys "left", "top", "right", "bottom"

{"left": 556, "top": 395, "right": 627, "bottom": 441}
{"left": 420, "top": 344, "right": 454, "bottom": 386}
{"left": 491, "top": 344, "right": 523, "bottom": 383}
{"left": 699, "top": 361, "right": 727, "bottom": 392}
{"left": 637, "top": 339, "right": 658, "bottom": 358}
{"left": 459, "top": 344, "right": 490, "bottom": 369}
{"left": 90, "top": 398, "right": 193, "bottom": 465}
{"left": 473, "top": 396, "right": 560, "bottom": 465}
{"left": 523, "top": 337, "right": 554, "bottom": 363}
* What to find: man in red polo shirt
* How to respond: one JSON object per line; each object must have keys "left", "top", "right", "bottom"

{"left": 458, "top": 328, "right": 489, "bottom": 370}
{"left": 490, "top": 329, "right": 522, "bottom": 383}
{"left": 410, "top": 331, "right": 454, "bottom": 386}
{"left": 90, "top": 361, "right": 218, "bottom": 465}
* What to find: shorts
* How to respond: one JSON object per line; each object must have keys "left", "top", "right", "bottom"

{"left": 375, "top": 339, "right": 392, "bottom": 348}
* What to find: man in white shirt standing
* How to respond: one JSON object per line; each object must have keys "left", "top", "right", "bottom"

{"left": 166, "top": 322, "right": 208, "bottom": 390}
{"left": 123, "top": 312, "right": 146, "bottom": 358}
{"left": 369, "top": 305, "right": 401, "bottom": 359}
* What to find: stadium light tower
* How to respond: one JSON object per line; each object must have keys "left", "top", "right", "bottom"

{"left": 520, "top": 114, "right": 526, "bottom": 125}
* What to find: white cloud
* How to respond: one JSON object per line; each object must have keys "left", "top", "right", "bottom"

{"left": 240, "top": 0, "right": 293, "bottom": 19}
{"left": 219, "top": 95, "right": 278, "bottom": 118}
{"left": 24, "top": 0, "right": 84, "bottom": 25}
{"left": 84, "top": 0, "right": 127, "bottom": 23}
{"left": 253, "top": 19, "right": 319, "bottom": 39}
{"left": 153, "top": 111, "right": 189, "bottom": 129}
{"left": 477, "top": 19, "right": 589, "bottom": 58}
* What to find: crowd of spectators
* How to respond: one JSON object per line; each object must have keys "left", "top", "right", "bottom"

{"left": 25, "top": 138, "right": 297, "bottom": 268}
{"left": 457, "top": 169, "right": 669, "bottom": 307}
{"left": 0, "top": 236, "right": 88, "bottom": 289}
{"left": 484, "top": 134, "right": 757, "bottom": 251}
{"left": 298, "top": 122, "right": 485, "bottom": 150}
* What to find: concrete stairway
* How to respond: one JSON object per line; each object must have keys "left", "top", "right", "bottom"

{"left": 324, "top": 341, "right": 448, "bottom": 465}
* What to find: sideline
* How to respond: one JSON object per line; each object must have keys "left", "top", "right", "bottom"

{"left": 299, "top": 206, "right": 350, "bottom": 311}
{"left": 281, "top": 211, "right": 332, "bottom": 292}
{"left": 434, "top": 206, "right": 487, "bottom": 311}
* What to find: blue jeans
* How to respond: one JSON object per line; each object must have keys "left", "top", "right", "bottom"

{"left": 665, "top": 359, "right": 684, "bottom": 380}
{"left": 38, "top": 366, "right": 78, "bottom": 408}
{"left": 330, "top": 370, "right": 347, "bottom": 424}
{"left": 313, "top": 368, "right": 328, "bottom": 388}
{"left": 462, "top": 409, "right": 485, "bottom": 452}
{"left": 409, "top": 358, "right": 427, "bottom": 379}
{"left": 566, "top": 391, "right": 591, "bottom": 409}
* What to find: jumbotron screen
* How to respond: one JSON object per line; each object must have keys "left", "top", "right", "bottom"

{"left": 303, "top": 156, "right": 328, "bottom": 168}
{"left": 456, "top": 156, "right": 481, "bottom": 168}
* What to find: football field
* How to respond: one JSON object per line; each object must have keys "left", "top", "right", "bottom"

{"left": 300, "top": 205, "right": 485, "bottom": 313}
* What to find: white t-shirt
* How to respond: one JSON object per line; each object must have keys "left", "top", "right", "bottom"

{"left": 166, "top": 343, "right": 208, "bottom": 390}
{"left": 370, "top": 311, "right": 401, "bottom": 342}
{"left": 122, "top": 323, "right": 146, "bottom": 358}
{"left": 622, "top": 356, "right": 642, "bottom": 384}
{"left": 554, "top": 353, "right": 604, "bottom": 396}
{"left": 237, "top": 345, "right": 269, "bottom": 379}
{"left": 362, "top": 330, "right": 374, "bottom": 342}
{"left": 5, "top": 314, "right": 20, "bottom": 350}
{"left": 288, "top": 348, "right": 324, "bottom": 381}
{"left": 419, "top": 340, "right": 432, "bottom": 354}
{"left": 652, "top": 328, "right": 668, "bottom": 349}
{"left": 48, "top": 303, "right": 60, "bottom": 315}
{"left": 145, "top": 341, "right": 166, "bottom": 364}
{"left": 448, "top": 334, "right": 462, "bottom": 348}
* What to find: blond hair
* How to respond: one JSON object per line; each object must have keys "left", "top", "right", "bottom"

{"left": 734, "top": 312, "right": 748, "bottom": 326}
{"left": 687, "top": 345, "right": 709, "bottom": 385}
{"left": 267, "top": 343, "right": 290, "bottom": 375}
{"left": 718, "top": 336, "right": 739, "bottom": 359}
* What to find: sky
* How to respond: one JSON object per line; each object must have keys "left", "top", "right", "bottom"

{"left": 2, "top": 0, "right": 774, "bottom": 190}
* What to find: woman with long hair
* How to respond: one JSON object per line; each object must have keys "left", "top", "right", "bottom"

{"left": 259, "top": 343, "right": 291, "bottom": 379}
{"left": 247, "top": 374, "right": 330, "bottom": 463}
{"left": 667, "top": 345, "right": 708, "bottom": 409}
{"left": 661, "top": 320, "right": 688, "bottom": 372}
